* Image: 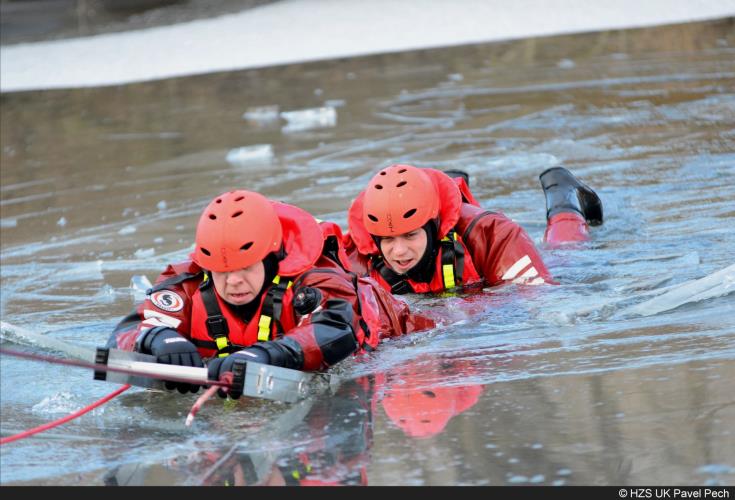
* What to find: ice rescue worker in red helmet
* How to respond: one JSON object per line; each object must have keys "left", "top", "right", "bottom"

{"left": 345, "top": 164, "right": 602, "bottom": 294}
{"left": 107, "top": 190, "right": 434, "bottom": 397}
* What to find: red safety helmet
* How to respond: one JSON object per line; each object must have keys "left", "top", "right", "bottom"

{"left": 193, "top": 190, "right": 282, "bottom": 272}
{"left": 362, "top": 164, "right": 439, "bottom": 236}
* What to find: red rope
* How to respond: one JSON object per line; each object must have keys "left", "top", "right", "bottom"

{"left": 0, "top": 384, "right": 131, "bottom": 445}
{"left": 0, "top": 348, "right": 239, "bottom": 442}
{"left": 186, "top": 372, "right": 233, "bottom": 427}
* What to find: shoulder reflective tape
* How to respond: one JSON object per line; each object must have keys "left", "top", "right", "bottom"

{"left": 142, "top": 309, "right": 182, "bottom": 328}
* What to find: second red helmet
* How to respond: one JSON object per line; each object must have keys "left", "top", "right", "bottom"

{"left": 362, "top": 164, "right": 440, "bottom": 236}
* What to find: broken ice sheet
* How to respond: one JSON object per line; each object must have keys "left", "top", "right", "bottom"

{"left": 225, "top": 144, "right": 274, "bottom": 166}
{"left": 281, "top": 106, "right": 337, "bottom": 133}
{"left": 242, "top": 105, "right": 280, "bottom": 126}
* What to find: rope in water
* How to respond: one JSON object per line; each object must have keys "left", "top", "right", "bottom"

{"left": 0, "top": 347, "right": 233, "bottom": 444}
{"left": 0, "top": 384, "right": 131, "bottom": 445}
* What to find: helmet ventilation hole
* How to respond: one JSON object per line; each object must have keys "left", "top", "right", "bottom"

{"left": 240, "top": 242, "right": 253, "bottom": 251}
{"left": 398, "top": 168, "right": 407, "bottom": 173}
{"left": 208, "top": 214, "right": 217, "bottom": 220}
{"left": 231, "top": 211, "right": 243, "bottom": 218}
{"left": 375, "top": 184, "right": 383, "bottom": 190}
{"left": 367, "top": 214, "right": 379, "bottom": 222}
{"left": 200, "top": 247, "right": 211, "bottom": 256}
{"left": 396, "top": 181, "right": 407, "bottom": 187}
{"left": 403, "top": 209, "right": 417, "bottom": 219}
{"left": 234, "top": 196, "right": 245, "bottom": 202}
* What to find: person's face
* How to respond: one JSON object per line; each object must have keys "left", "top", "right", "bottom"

{"left": 379, "top": 228, "right": 428, "bottom": 274}
{"left": 211, "top": 261, "right": 265, "bottom": 306}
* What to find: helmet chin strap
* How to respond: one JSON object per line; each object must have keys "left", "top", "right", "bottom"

{"left": 406, "top": 220, "right": 439, "bottom": 283}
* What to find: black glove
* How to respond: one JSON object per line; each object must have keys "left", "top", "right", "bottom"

{"left": 207, "top": 346, "right": 270, "bottom": 399}
{"left": 137, "top": 327, "right": 203, "bottom": 394}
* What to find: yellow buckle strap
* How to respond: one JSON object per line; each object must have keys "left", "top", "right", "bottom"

{"left": 442, "top": 263, "right": 456, "bottom": 289}
{"left": 441, "top": 234, "right": 457, "bottom": 289}
{"left": 271, "top": 275, "right": 293, "bottom": 289}
{"left": 256, "top": 276, "right": 292, "bottom": 341}
{"left": 257, "top": 314, "right": 272, "bottom": 341}
{"left": 215, "top": 337, "right": 230, "bottom": 357}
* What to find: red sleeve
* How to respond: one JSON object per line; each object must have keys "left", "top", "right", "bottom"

{"left": 342, "top": 231, "right": 371, "bottom": 276}
{"left": 276, "top": 258, "right": 434, "bottom": 371}
{"left": 277, "top": 260, "right": 365, "bottom": 371}
{"left": 106, "top": 262, "right": 198, "bottom": 351}
{"left": 459, "top": 208, "right": 553, "bottom": 287}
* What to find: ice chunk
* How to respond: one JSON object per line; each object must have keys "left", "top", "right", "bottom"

{"left": 243, "top": 105, "right": 280, "bottom": 125}
{"left": 1, "top": 217, "right": 17, "bottom": 228}
{"left": 281, "top": 106, "right": 337, "bottom": 133}
{"left": 32, "top": 392, "right": 79, "bottom": 415}
{"left": 118, "top": 225, "right": 137, "bottom": 235}
{"left": 225, "top": 144, "right": 274, "bottom": 166}
{"left": 130, "top": 274, "right": 153, "bottom": 301}
{"left": 623, "top": 263, "right": 735, "bottom": 317}
{"left": 156, "top": 200, "right": 167, "bottom": 210}
{"left": 134, "top": 248, "right": 155, "bottom": 259}
{"left": 57, "top": 217, "right": 67, "bottom": 227}
{"left": 130, "top": 274, "right": 153, "bottom": 291}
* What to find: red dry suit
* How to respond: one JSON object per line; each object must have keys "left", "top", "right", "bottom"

{"left": 107, "top": 202, "right": 434, "bottom": 371}
{"left": 345, "top": 168, "right": 553, "bottom": 295}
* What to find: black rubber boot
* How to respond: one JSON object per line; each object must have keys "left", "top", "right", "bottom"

{"left": 443, "top": 169, "right": 470, "bottom": 186}
{"left": 539, "top": 167, "right": 603, "bottom": 226}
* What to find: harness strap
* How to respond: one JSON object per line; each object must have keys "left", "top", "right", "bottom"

{"left": 372, "top": 229, "right": 466, "bottom": 293}
{"left": 258, "top": 276, "right": 293, "bottom": 341}
{"left": 372, "top": 256, "right": 414, "bottom": 295}
{"left": 199, "top": 273, "right": 293, "bottom": 356}
{"left": 199, "top": 273, "right": 237, "bottom": 357}
{"left": 440, "top": 230, "right": 465, "bottom": 290}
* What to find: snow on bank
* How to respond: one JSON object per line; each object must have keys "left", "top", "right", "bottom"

{"left": 1, "top": 0, "right": 734, "bottom": 93}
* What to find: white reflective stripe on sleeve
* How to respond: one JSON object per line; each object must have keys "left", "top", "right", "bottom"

{"left": 143, "top": 309, "right": 182, "bottom": 329}
{"left": 516, "top": 266, "right": 539, "bottom": 280}
{"left": 141, "top": 318, "right": 173, "bottom": 329}
{"left": 501, "top": 255, "right": 531, "bottom": 280}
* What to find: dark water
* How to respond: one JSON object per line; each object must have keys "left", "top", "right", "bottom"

{"left": 1, "top": 19, "right": 734, "bottom": 485}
